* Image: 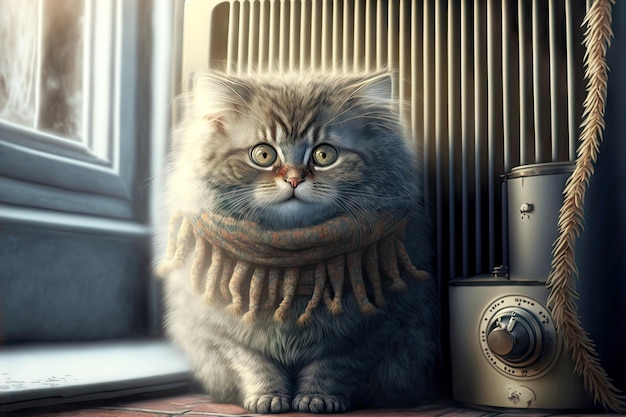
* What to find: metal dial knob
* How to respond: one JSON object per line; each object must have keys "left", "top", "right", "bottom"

{"left": 487, "top": 327, "right": 515, "bottom": 356}
{"left": 487, "top": 314, "right": 533, "bottom": 360}
{"left": 485, "top": 310, "right": 543, "bottom": 367}
{"left": 479, "top": 295, "right": 561, "bottom": 379}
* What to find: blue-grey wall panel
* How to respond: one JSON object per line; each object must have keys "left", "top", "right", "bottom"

{"left": 0, "top": 223, "right": 150, "bottom": 342}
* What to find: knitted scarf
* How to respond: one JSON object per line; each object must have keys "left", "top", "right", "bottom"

{"left": 157, "top": 212, "right": 429, "bottom": 326}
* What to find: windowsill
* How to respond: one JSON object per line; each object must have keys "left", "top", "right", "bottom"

{"left": 0, "top": 339, "right": 191, "bottom": 413}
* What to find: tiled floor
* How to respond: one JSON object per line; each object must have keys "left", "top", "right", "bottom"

{"left": 10, "top": 393, "right": 623, "bottom": 417}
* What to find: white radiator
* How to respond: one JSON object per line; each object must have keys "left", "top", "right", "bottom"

{"left": 177, "top": 0, "right": 588, "bottom": 281}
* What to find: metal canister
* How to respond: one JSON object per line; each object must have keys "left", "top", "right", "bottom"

{"left": 503, "top": 161, "right": 575, "bottom": 280}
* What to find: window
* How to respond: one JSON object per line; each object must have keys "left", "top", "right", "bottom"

{"left": 0, "top": 0, "right": 188, "bottom": 411}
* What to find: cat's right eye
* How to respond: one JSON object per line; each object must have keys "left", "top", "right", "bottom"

{"left": 250, "top": 144, "right": 277, "bottom": 167}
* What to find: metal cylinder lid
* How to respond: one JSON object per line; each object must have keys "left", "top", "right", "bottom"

{"left": 503, "top": 161, "right": 575, "bottom": 180}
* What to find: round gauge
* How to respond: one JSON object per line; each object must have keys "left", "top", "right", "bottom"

{"left": 478, "top": 295, "right": 561, "bottom": 379}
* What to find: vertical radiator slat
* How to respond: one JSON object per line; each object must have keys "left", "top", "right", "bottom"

{"left": 399, "top": 0, "right": 409, "bottom": 114}
{"left": 332, "top": 0, "right": 341, "bottom": 69}
{"left": 278, "top": 0, "right": 289, "bottom": 71}
{"left": 434, "top": 0, "right": 445, "bottom": 280}
{"left": 460, "top": 0, "right": 471, "bottom": 276}
{"left": 565, "top": 0, "right": 577, "bottom": 159}
{"left": 501, "top": 0, "right": 512, "bottom": 272}
{"left": 353, "top": 1, "right": 364, "bottom": 71}
{"left": 473, "top": 0, "right": 486, "bottom": 272}
{"left": 388, "top": 1, "right": 399, "bottom": 101}
{"left": 342, "top": 0, "right": 353, "bottom": 72}
{"left": 410, "top": 1, "right": 423, "bottom": 154}
{"left": 237, "top": 0, "right": 249, "bottom": 72}
{"left": 258, "top": 0, "right": 270, "bottom": 70}
{"left": 268, "top": 0, "right": 279, "bottom": 71}
{"left": 448, "top": 0, "right": 460, "bottom": 279}
{"left": 226, "top": 1, "right": 239, "bottom": 73}
{"left": 320, "top": 0, "right": 330, "bottom": 69}
{"left": 289, "top": 0, "right": 299, "bottom": 71}
{"left": 423, "top": 1, "right": 434, "bottom": 210}
{"left": 549, "top": 0, "right": 559, "bottom": 160}
{"left": 248, "top": 1, "right": 259, "bottom": 73}
{"left": 501, "top": 0, "right": 512, "bottom": 172}
{"left": 487, "top": 0, "right": 499, "bottom": 269}
{"left": 365, "top": 1, "right": 374, "bottom": 71}
{"left": 518, "top": 0, "right": 530, "bottom": 165}
{"left": 532, "top": 0, "right": 544, "bottom": 162}
{"left": 376, "top": 0, "right": 386, "bottom": 70}
{"left": 299, "top": 0, "right": 311, "bottom": 71}
{"left": 310, "top": 0, "right": 320, "bottom": 69}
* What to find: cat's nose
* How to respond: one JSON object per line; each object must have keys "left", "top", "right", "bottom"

{"left": 283, "top": 166, "right": 306, "bottom": 188}
{"left": 286, "top": 177, "right": 304, "bottom": 188}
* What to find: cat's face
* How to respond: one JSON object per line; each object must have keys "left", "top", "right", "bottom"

{"left": 168, "top": 71, "right": 419, "bottom": 230}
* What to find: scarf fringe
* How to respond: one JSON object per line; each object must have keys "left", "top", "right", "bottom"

{"left": 157, "top": 213, "right": 429, "bottom": 326}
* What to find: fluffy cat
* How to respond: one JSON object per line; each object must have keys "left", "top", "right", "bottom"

{"left": 159, "top": 70, "right": 440, "bottom": 413}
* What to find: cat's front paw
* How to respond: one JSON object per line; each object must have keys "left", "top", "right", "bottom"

{"left": 244, "top": 394, "right": 291, "bottom": 414}
{"left": 293, "top": 393, "right": 350, "bottom": 413}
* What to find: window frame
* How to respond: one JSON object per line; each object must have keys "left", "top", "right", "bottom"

{"left": 1, "top": 0, "right": 189, "bottom": 410}
{"left": 0, "top": 0, "right": 176, "bottom": 338}
{"left": 0, "top": 0, "right": 142, "bottom": 220}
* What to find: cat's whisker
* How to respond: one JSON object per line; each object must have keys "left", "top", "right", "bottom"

{"left": 322, "top": 78, "right": 386, "bottom": 130}
{"left": 336, "top": 190, "right": 415, "bottom": 216}
{"left": 321, "top": 102, "right": 362, "bottom": 131}
{"left": 326, "top": 195, "right": 378, "bottom": 239}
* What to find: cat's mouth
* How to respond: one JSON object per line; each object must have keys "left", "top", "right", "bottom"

{"left": 275, "top": 194, "right": 314, "bottom": 212}
{"left": 284, "top": 185, "right": 305, "bottom": 201}
{"left": 284, "top": 193, "right": 303, "bottom": 204}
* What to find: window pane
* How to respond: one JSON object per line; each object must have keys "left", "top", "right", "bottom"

{"left": 39, "top": 0, "right": 84, "bottom": 140}
{"left": 0, "top": 0, "right": 84, "bottom": 141}
{"left": 0, "top": 0, "right": 39, "bottom": 127}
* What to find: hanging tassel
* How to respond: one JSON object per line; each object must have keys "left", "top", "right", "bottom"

{"left": 243, "top": 266, "right": 268, "bottom": 324}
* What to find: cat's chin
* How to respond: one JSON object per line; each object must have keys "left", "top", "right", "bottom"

{"left": 257, "top": 199, "right": 336, "bottom": 230}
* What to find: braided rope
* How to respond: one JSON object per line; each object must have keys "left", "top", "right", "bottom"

{"left": 546, "top": 0, "right": 625, "bottom": 411}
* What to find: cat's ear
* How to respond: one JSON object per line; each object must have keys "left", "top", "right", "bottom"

{"left": 189, "top": 70, "right": 252, "bottom": 123}
{"left": 352, "top": 72, "right": 393, "bottom": 103}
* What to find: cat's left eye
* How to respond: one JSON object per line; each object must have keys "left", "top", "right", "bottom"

{"left": 250, "top": 144, "right": 277, "bottom": 167}
{"left": 312, "top": 144, "right": 339, "bottom": 166}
